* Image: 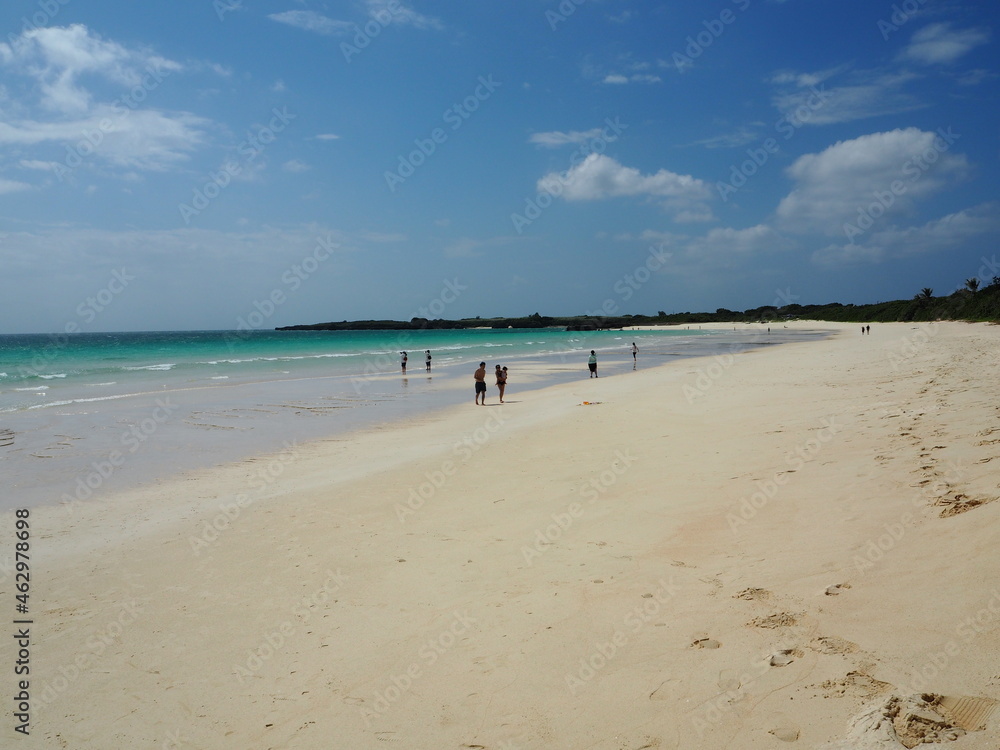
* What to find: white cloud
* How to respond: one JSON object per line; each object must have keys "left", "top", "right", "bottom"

{"left": 365, "top": 0, "right": 443, "bottom": 30}
{"left": 529, "top": 128, "right": 603, "bottom": 147}
{"left": 812, "top": 203, "right": 1000, "bottom": 266}
{"left": 314, "top": 133, "right": 341, "bottom": 141}
{"left": 899, "top": 23, "right": 990, "bottom": 65}
{"left": 776, "top": 128, "right": 968, "bottom": 235}
{"left": 0, "top": 178, "right": 32, "bottom": 194}
{"left": 602, "top": 73, "right": 660, "bottom": 84}
{"left": 539, "top": 154, "right": 710, "bottom": 203}
{"left": 691, "top": 126, "right": 761, "bottom": 149}
{"left": 685, "top": 225, "right": 792, "bottom": 260}
{"left": 0, "top": 25, "right": 183, "bottom": 115}
{"left": 282, "top": 159, "right": 310, "bottom": 173}
{"left": 771, "top": 68, "right": 922, "bottom": 125}
{"left": 268, "top": 10, "right": 353, "bottom": 36}
{"left": 0, "top": 25, "right": 207, "bottom": 173}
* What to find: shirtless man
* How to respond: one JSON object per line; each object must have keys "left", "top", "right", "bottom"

{"left": 474, "top": 362, "right": 487, "bottom": 405}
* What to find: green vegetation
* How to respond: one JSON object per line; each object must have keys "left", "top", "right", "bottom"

{"left": 277, "top": 279, "right": 1000, "bottom": 331}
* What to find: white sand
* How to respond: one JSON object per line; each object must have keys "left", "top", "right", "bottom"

{"left": 5, "top": 320, "right": 999, "bottom": 749}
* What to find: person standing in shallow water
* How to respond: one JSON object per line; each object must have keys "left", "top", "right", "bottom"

{"left": 631, "top": 342, "right": 638, "bottom": 368}
{"left": 495, "top": 364, "right": 507, "bottom": 403}
{"left": 400, "top": 351, "right": 407, "bottom": 372}
{"left": 425, "top": 350, "right": 432, "bottom": 371}
{"left": 588, "top": 350, "right": 598, "bottom": 378}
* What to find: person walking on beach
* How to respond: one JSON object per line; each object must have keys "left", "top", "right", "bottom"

{"left": 495, "top": 364, "right": 507, "bottom": 403}
{"left": 400, "top": 351, "right": 408, "bottom": 372}
{"left": 474, "top": 362, "right": 487, "bottom": 405}
{"left": 425, "top": 350, "right": 432, "bottom": 371}
{"left": 631, "top": 342, "right": 638, "bottom": 367}
{"left": 588, "top": 350, "right": 598, "bottom": 378}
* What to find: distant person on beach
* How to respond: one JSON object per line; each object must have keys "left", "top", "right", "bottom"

{"left": 588, "top": 350, "right": 598, "bottom": 378}
{"left": 400, "top": 351, "right": 407, "bottom": 372}
{"left": 425, "top": 350, "right": 432, "bottom": 371}
{"left": 866, "top": 325, "right": 871, "bottom": 335}
{"left": 631, "top": 342, "right": 638, "bottom": 362}
{"left": 474, "top": 362, "right": 487, "bottom": 405}
{"left": 495, "top": 365, "right": 507, "bottom": 403}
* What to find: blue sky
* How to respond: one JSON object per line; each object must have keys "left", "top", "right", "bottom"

{"left": 1, "top": 0, "right": 997, "bottom": 332}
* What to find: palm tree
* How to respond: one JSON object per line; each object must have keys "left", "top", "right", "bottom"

{"left": 914, "top": 287, "right": 933, "bottom": 301}
{"left": 965, "top": 278, "right": 980, "bottom": 293}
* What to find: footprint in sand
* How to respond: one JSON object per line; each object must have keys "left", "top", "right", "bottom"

{"left": 734, "top": 587, "right": 773, "bottom": 601}
{"left": 768, "top": 727, "right": 800, "bottom": 742}
{"left": 824, "top": 583, "right": 851, "bottom": 596}
{"left": 809, "top": 636, "right": 859, "bottom": 655}
{"left": 692, "top": 637, "right": 721, "bottom": 649}
{"left": 750, "top": 612, "right": 799, "bottom": 629}
{"left": 769, "top": 649, "right": 798, "bottom": 667}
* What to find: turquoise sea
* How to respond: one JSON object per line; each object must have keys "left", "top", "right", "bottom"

{"left": 0, "top": 327, "right": 812, "bottom": 510}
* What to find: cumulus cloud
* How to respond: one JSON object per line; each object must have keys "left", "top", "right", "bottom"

{"left": 775, "top": 128, "right": 968, "bottom": 235}
{"left": 539, "top": 154, "right": 709, "bottom": 202}
{"left": 899, "top": 23, "right": 990, "bottom": 65}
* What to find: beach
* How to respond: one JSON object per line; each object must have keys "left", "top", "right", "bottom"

{"left": 4, "top": 320, "right": 999, "bottom": 748}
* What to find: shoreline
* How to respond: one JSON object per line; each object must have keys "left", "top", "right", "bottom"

{"left": 5, "top": 324, "right": 816, "bottom": 512}
{"left": 7, "top": 320, "right": 1000, "bottom": 748}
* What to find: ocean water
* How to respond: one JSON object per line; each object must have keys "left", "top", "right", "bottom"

{"left": 0, "top": 327, "right": 817, "bottom": 510}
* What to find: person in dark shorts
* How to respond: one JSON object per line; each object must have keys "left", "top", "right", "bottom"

{"left": 474, "top": 362, "right": 487, "bottom": 405}
{"left": 425, "top": 350, "right": 432, "bottom": 371}
{"left": 588, "top": 350, "right": 598, "bottom": 378}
